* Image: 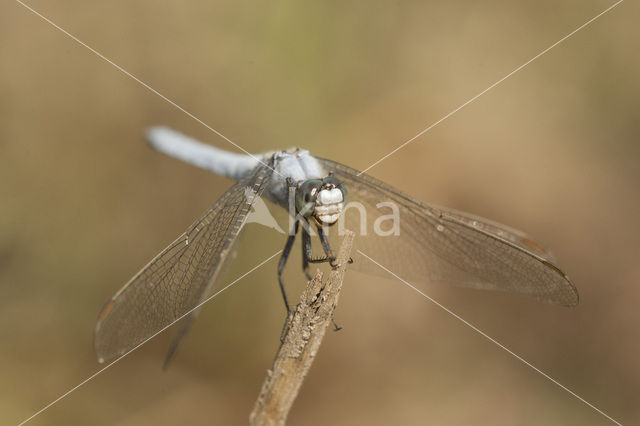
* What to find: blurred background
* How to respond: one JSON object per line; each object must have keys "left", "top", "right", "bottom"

{"left": 1, "top": 0, "right": 638, "bottom": 424}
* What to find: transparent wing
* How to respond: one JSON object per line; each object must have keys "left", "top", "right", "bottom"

{"left": 94, "top": 164, "right": 274, "bottom": 362}
{"left": 318, "top": 158, "right": 578, "bottom": 306}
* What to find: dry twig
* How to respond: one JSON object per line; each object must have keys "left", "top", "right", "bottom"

{"left": 249, "top": 230, "right": 354, "bottom": 426}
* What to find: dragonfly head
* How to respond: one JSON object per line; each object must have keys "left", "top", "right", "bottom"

{"left": 296, "top": 175, "right": 347, "bottom": 225}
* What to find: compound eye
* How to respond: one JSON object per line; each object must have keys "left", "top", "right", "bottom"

{"left": 295, "top": 179, "right": 322, "bottom": 216}
{"left": 299, "top": 179, "right": 322, "bottom": 198}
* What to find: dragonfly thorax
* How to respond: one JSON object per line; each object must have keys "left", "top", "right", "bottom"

{"left": 295, "top": 176, "right": 347, "bottom": 225}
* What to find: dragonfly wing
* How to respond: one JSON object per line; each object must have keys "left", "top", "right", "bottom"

{"left": 317, "top": 158, "right": 578, "bottom": 306}
{"left": 94, "top": 163, "right": 274, "bottom": 362}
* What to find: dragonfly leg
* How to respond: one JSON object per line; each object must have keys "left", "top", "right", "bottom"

{"left": 298, "top": 218, "right": 332, "bottom": 265}
{"left": 301, "top": 227, "right": 313, "bottom": 280}
{"left": 278, "top": 220, "right": 299, "bottom": 315}
{"left": 317, "top": 225, "right": 337, "bottom": 267}
{"left": 331, "top": 317, "right": 343, "bottom": 331}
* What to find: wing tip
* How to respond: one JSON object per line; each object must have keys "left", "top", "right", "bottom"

{"left": 541, "top": 260, "right": 579, "bottom": 307}
{"left": 93, "top": 298, "right": 116, "bottom": 362}
{"left": 564, "top": 283, "right": 580, "bottom": 307}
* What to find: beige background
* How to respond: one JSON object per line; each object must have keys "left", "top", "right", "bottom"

{"left": 1, "top": 1, "right": 638, "bottom": 425}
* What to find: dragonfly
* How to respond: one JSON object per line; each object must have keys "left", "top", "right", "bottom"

{"left": 94, "top": 127, "right": 579, "bottom": 365}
